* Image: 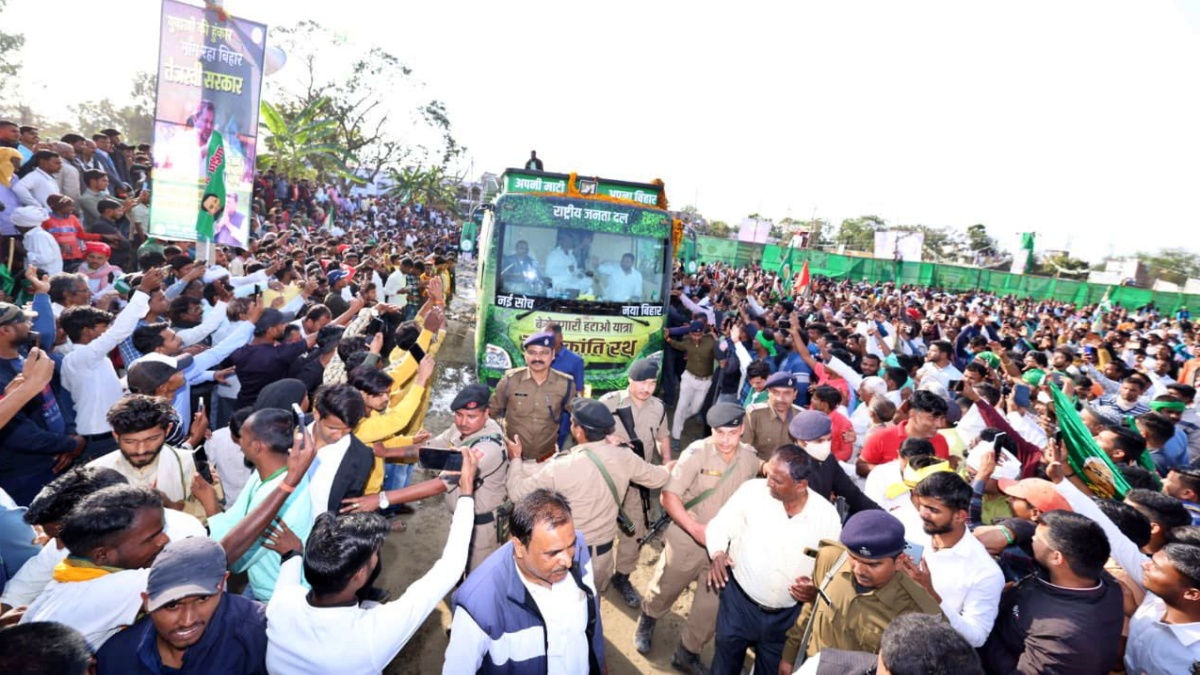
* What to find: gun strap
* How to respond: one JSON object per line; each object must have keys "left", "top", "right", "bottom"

{"left": 582, "top": 448, "right": 630, "bottom": 519}
{"left": 797, "top": 549, "right": 851, "bottom": 664}
{"left": 614, "top": 393, "right": 644, "bottom": 456}
{"left": 684, "top": 455, "right": 740, "bottom": 511}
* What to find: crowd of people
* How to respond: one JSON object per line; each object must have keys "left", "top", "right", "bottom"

{"left": 0, "top": 122, "right": 1198, "bottom": 675}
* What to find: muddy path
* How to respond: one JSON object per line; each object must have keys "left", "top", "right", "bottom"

{"left": 380, "top": 263, "right": 712, "bottom": 674}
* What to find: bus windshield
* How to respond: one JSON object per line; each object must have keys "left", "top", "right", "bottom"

{"left": 497, "top": 223, "right": 668, "bottom": 304}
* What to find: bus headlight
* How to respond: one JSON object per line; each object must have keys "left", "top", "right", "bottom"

{"left": 484, "top": 344, "right": 512, "bottom": 370}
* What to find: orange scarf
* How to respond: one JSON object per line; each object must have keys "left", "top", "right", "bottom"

{"left": 52, "top": 557, "right": 123, "bottom": 583}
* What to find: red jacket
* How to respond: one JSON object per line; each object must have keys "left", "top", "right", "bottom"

{"left": 42, "top": 214, "right": 100, "bottom": 261}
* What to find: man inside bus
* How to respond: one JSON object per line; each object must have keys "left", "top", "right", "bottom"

{"left": 595, "top": 253, "right": 643, "bottom": 303}
{"left": 500, "top": 240, "right": 541, "bottom": 292}
{"left": 545, "top": 230, "right": 592, "bottom": 295}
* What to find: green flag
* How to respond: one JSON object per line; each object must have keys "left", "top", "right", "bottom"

{"left": 196, "top": 130, "right": 226, "bottom": 242}
{"left": 780, "top": 246, "right": 795, "bottom": 292}
{"left": 1050, "top": 383, "right": 1131, "bottom": 499}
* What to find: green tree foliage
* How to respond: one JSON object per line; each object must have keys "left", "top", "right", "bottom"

{"left": 258, "top": 97, "right": 350, "bottom": 181}
{"left": 834, "top": 215, "right": 886, "bottom": 252}
{"left": 1133, "top": 248, "right": 1200, "bottom": 286}
{"left": 267, "top": 21, "right": 463, "bottom": 185}
{"left": 386, "top": 164, "right": 460, "bottom": 212}
{"left": 67, "top": 72, "right": 156, "bottom": 143}
{"left": 0, "top": 0, "right": 24, "bottom": 97}
{"left": 966, "top": 223, "right": 998, "bottom": 253}
{"left": 709, "top": 220, "right": 732, "bottom": 238}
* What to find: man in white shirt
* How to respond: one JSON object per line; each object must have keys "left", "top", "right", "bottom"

{"left": 917, "top": 339, "right": 964, "bottom": 390}
{"left": 87, "top": 394, "right": 201, "bottom": 518}
{"left": 12, "top": 150, "right": 61, "bottom": 208}
{"left": 1, "top": 466, "right": 206, "bottom": 614}
{"left": 596, "top": 253, "right": 644, "bottom": 302}
{"left": 909, "top": 471, "right": 1005, "bottom": 647}
{"left": 706, "top": 445, "right": 843, "bottom": 675}
{"left": 19, "top": 484, "right": 170, "bottom": 650}
{"left": 59, "top": 267, "right": 164, "bottom": 462}
{"left": 11, "top": 205, "right": 62, "bottom": 275}
{"left": 264, "top": 449, "right": 477, "bottom": 674}
{"left": 305, "top": 385, "right": 372, "bottom": 516}
{"left": 444, "top": 489, "right": 606, "bottom": 674}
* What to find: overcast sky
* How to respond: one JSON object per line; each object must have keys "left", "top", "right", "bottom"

{"left": 9, "top": 0, "right": 1200, "bottom": 261}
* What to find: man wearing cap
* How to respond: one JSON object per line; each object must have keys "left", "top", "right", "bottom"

{"left": 13, "top": 205, "right": 63, "bottom": 275}
{"left": 779, "top": 510, "right": 944, "bottom": 672}
{"left": 342, "top": 384, "right": 509, "bottom": 572}
{"left": 231, "top": 307, "right": 321, "bottom": 410}
{"left": 706, "top": 444, "right": 843, "bottom": 675}
{"left": 94, "top": 537, "right": 268, "bottom": 674}
{"left": 489, "top": 331, "right": 576, "bottom": 462}
{"left": 789, "top": 410, "right": 880, "bottom": 518}
{"left": 666, "top": 320, "right": 717, "bottom": 449}
{"left": 60, "top": 266, "right": 164, "bottom": 463}
{"left": 743, "top": 371, "right": 804, "bottom": 461}
{"left": 507, "top": 398, "right": 669, "bottom": 594}
{"left": 600, "top": 357, "right": 671, "bottom": 607}
{"left": 323, "top": 268, "right": 354, "bottom": 317}
{"left": 635, "top": 402, "right": 761, "bottom": 672}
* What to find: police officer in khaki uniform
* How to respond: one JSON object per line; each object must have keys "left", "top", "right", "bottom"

{"left": 506, "top": 398, "right": 670, "bottom": 594}
{"left": 489, "top": 332, "right": 576, "bottom": 461}
{"left": 432, "top": 385, "right": 508, "bottom": 572}
{"left": 340, "top": 384, "right": 508, "bottom": 573}
{"left": 778, "top": 509, "right": 944, "bottom": 673}
{"left": 635, "top": 402, "right": 761, "bottom": 675}
{"left": 600, "top": 357, "right": 672, "bottom": 608}
{"left": 742, "top": 371, "right": 804, "bottom": 461}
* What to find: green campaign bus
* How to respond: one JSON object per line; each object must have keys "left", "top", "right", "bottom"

{"left": 474, "top": 169, "right": 676, "bottom": 394}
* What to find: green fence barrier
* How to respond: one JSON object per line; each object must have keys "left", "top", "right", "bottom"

{"left": 680, "top": 236, "right": 1197, "bottom": 313}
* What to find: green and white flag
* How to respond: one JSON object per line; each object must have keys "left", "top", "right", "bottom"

{"left": 196, "top": 130, "right": 226, "bottom": 243}
{"left": 1010, "top": 232, "right": 1035, "bottom": 275}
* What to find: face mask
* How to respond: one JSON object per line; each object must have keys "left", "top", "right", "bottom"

{"left": 805, "top": 440, "right": 832, "bottom": 462}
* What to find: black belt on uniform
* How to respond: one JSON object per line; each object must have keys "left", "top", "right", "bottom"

{"left": 83, "top": 432, "right": 113, "bottom": 441}
{"left": 474, "top": 511, "right": 495, "bottom": 525}
{"left": 729, "top": 572, "right": 794, "bottom": 614}
{"left": 589, "top": 541, "right": 614, "bottom": 557}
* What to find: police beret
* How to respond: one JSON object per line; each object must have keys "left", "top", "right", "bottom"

{"left": 688, "top": 320, "right": 705, "bottom": 333}
{"left": 571, "top": 398, "right": 616, "bottom": 431}
{"left": 788, "top": 410, "right": 832, "bottom": 442}
{"left": 628, "top": 358, "right": 659, "bottom": 382}
{"left": 451, "top": 384, "right": 491, "bottom": 412}
{"left": 706, "top": 402, "right": 745, "bottom": 429}
{"left": 523, "top": 332, "right": 555, "bottom": 349}
{"left": 764, "top": 371, "right": 797, "bottom": 389}
{"left": 840, "top": 510, "right": 906, "bottom": 559}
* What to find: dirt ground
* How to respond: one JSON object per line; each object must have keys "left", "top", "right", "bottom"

{"left": 380, "top": 263, "right": 715, "bottom": 674}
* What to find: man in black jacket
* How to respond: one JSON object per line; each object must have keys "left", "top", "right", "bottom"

{"left": 979, "top": 509, "right": 1124, "bottom": 674}
{"left": 788, "top": 410, "right": 879, "bottom": 519}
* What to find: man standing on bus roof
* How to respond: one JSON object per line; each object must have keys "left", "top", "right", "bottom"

{"left": 524, "top": 150, "right": 543, "bottom": 171}
{"left": 490, "top": 332, "right": 576, "bottom": 462}
{"left": 596, "top": 253, "right": 644, "bottom": 303}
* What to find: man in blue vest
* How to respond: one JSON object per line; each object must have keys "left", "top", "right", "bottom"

{"left": 443, "top": 489, "right": 606, "bottom": 674}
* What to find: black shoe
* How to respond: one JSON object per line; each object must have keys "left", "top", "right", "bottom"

{"left": 611, "top": 573, "right": 643, "bottom": 608}
{"left": 671, "top": 645, "right": 709, "bottom": 675}
{"left": 633, "top": 612, "right": 656, "bottom": 654}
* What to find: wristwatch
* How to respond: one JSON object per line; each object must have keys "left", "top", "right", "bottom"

{"left": 378, "top": 491, "right": 390, "bottom": 510}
